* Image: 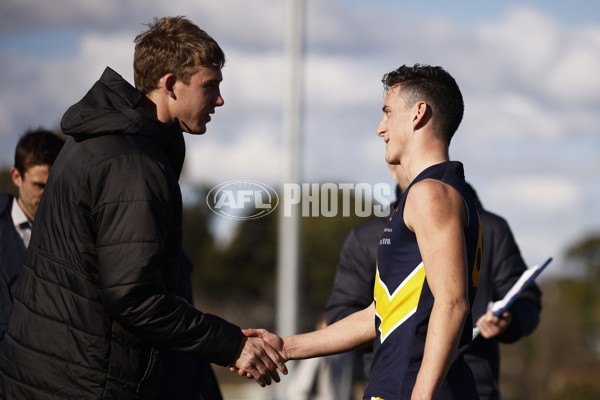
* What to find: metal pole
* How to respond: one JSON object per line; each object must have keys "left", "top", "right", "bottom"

{"left": 275, "top": 0, "right": 304, "bottom": 397}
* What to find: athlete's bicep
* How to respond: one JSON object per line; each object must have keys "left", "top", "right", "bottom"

{"left": 404, "top": 180, "right": 468, "bottom": 301}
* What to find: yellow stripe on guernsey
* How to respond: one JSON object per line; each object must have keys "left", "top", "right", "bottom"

{"left": 374, "top": 262, "right": 426, "bottom": 343}
{"left": 472, "top": 212, "right": 483, "bottom": 288}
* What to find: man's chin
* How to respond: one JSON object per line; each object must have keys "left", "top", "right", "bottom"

{"left": 180, "top": 122, "right": 207, "bottom": 135}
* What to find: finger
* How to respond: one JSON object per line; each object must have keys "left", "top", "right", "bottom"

{"left": 478, "top": 322, "right": 492, "bottom": 338}
{"left": 242, "top": 328, "right": 265, "bottom": 337}
{"left": 236, "top": 368, "right": 254, "bottom": 379}
{"left": 229, "top": 366, "right": 247, "bottom": 377}
{"left": 248, "top": 366, "right": 267, "bottom": 387}
{"left": 266, "top": 363, "right": 281, "bottom": 383}
{"left": 253, "top": 364, "right": 271, "bottom": 386}
{"left": 251, "top": 352, "right": 278, "bottom": 385}
{"left": 238, "top": 337, "right": 284, "bottom": 386}
{"left": 257, "top": 347, "right": 284, "bottom": 382}
{"left": 261, "top": 341, "right": 288, "bottom": 376}
{"left": 244, "top": 352, "right": 272, "bottom": 386}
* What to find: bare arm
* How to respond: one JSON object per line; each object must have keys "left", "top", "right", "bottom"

{"left": 242, "top": 302, "right": 375, "bottom": 363}
{"left": 404, "top": 180, "right": 469, "bottom": 400}
{"left": 285, "top": 302, "right": 375, "bottom": 359}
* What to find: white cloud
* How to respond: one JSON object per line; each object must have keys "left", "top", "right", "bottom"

{"left": 305, "top": 56, "right": 383, "bottom": 110}
{"left": 218, "top": 50, "right": 285, "bottom": 111}
{"left": 546, "top": 33, "right": 600, "bottom": 103}
{"left": 474, "top": 5, "right": 600, "bottom": 106}
{"left": 481, "top": 175, "right": 586, "bottom": 274}
{"left": 486, "top": 176, "right": 582, "bottom": 213}
{"left": 0, "top": 30, "right": 133, "bottom": 162}
{"left": 478, "top": 6, "right": 560, "bottom": 75}
{"left": 183, "top": 124, "right": 284, "bottom": 186}
{"left": 463, "top": 91, "right": 567, "bottom": 143}
{"left": 78, "top": 33, "right": 133, "bottom": 77}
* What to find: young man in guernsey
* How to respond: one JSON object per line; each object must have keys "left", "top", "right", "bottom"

{"left": 238, "top": 64, "right": 483, "bottom": 400}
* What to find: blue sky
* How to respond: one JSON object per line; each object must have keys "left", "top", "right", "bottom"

{"left": 1, "top": 0, "right": 599, "bottom": 278}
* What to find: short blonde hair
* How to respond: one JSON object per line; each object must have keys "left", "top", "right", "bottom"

{"left": 133, "top": 16, "right": 225, "bottom": 94}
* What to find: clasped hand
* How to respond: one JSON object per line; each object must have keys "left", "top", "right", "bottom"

{"left": 229, "top": 328, "right": 289, "bottom": 387}
{"left": 476, "top": 310, "right": 511, "bottom": 339}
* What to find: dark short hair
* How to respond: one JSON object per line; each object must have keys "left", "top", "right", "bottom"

{"left": 133, "top": 16, "right": 226, "bottom": 94}
{"left": 382, "top": 64, "right": 464, "bottom": 143}
{"left": 14, "top": 128, "right": 65, "bottom": 177}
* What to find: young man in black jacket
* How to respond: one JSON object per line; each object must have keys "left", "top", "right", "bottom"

{"left": 0, "top": 17, "right": 286, "bottom": 399}
{"left": 324, "top": 167, "right": 541, "bottom": 400}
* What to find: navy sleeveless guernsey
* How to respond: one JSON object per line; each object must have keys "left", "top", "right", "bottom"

{"left": 364, "top": 161, "right": 482, "bottom": 400}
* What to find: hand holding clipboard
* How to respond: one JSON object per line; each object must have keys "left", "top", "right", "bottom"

{"left": 472, "top": 257, "right": 552, "bottom": 340}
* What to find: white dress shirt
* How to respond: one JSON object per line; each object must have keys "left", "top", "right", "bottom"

{"left": 11, "top": 197, "right": 31, "bottom": 248}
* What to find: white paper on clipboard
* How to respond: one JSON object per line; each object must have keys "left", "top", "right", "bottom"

{"left": 472, "top": 257, "right": 552, "bottom": 340}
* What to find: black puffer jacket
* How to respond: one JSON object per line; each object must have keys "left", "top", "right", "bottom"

{"left": 0, "top": 67, "right": 242, "bottom": 399}
{"left": 0, "top": 194, "right": 26, "bottom": 340}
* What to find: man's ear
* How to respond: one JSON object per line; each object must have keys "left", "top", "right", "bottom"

{"left": 412, "top": 101, "right": 430, "bottom": 130}
{"left": 158, "top": 73, "right": 177, "bottom": 99}
{"left": 10, "top": 167, "right": 22, "bottom": 188}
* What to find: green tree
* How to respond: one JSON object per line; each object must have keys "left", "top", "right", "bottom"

{"left": 567, "top": 235, "right": 600, "bottom": 282}
{"left": 499, "top": 234, "right": 600, "bottom": 400}
{"left": 0, "top": 167, "right": 16, "bottom": 195}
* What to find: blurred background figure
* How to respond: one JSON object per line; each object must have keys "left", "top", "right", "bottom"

{"left": 0, "top": 128, "right": 64, "bottom": 339}
{"left": 465, "top": 183, "right": 542, "bottom": 400}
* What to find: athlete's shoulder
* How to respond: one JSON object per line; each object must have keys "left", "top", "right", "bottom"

{"left": 407, "top": 178, "right": 461, "bottom": 208}
{"left": 405, "top": 179, "right": 465, "bottom": 230}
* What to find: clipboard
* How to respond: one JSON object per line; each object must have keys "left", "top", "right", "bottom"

{"left": 472, "top": 257, "right": 552, "bottom": 340}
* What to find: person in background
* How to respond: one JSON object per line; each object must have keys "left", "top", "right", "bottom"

{"left": 324, "top": 165, "right": 541, "bottom": 400}
{"left": 0, "top": 128, "right": 64, "bottom": 340}
{"left": 465, "top": 183, "right": 542, "bottom": 400}
{"left": 0, "top": 16, "right": 286, "bottom": 400}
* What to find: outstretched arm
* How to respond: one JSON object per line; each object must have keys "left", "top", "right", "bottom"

{"left": 234, "top": 303, "right": 375, "bottom": 378}
{"left": 284, "top": 302, "right": 375, "bottom": 359}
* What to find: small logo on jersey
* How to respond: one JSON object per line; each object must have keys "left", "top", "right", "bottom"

{"left": 380, "top": 238, "right": 391, "bottom": 245}
{"left": 206, "top": 180, "right": 279, "bottom": 220}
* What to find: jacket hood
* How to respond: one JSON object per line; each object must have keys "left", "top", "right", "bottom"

{"left": 60, "top": 67, "right": 185, "bottom": 176}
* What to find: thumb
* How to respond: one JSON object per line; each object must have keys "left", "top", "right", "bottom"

{"left": 242, "top": 328, "right": 265, "bottom": 337}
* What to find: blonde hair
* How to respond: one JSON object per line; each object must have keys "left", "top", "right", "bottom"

{"left": 133, "top": 16, "right": 225, "bottom": 94}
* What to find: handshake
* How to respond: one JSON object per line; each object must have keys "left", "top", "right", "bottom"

{"left": 228, "top": 312, "right": 359, "bottom": 387}
{"left": 229, "top": 328, "right": 290, "bottom": 387}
